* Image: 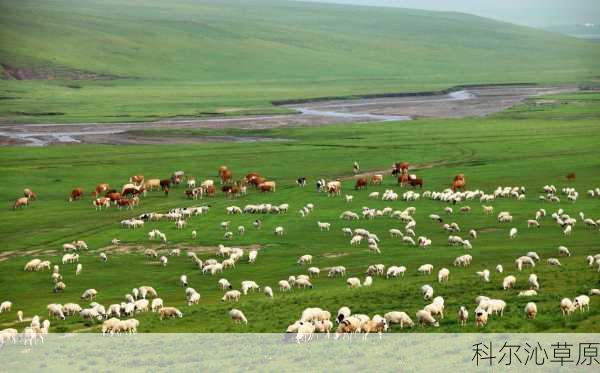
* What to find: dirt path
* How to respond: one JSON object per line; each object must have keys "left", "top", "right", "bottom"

{"left": 0, "top": 85, "right": 578, "bottom": 146}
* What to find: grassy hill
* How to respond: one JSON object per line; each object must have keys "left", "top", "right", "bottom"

{"left": 1, "top": 0, "right": 599, "bottom": 122}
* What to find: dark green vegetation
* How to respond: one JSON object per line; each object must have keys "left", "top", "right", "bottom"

{"left": 0, "top": 92, "right": 599, "bottom": 332}
{"left": 1, "top": 0, "right": 600, "bottom": 123}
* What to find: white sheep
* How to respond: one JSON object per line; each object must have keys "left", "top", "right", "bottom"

{"left": 547, "top": 258, "right": 562, "bottom": 266}
{"left": 229, "top": 309, "right": 248, "bottom": 324}
{"left": 384, "top": 311, "right": 413, "bottom": 328}
{"left": 573, "top": 295, "right": 590, "bottom": 312}
{"left": 81, "top": 289, "right": 98, "bottom": 300}
{"left": 560, "top": 298, "right": 575, "bottom": 316}
{"left": 297, "top": 254, "right": 313, "bottom": 265}
{"left": 308, "top": 267, "right": 320, "bottom": 278}
{"left": 475, "top": 308, "right": 488, "bottom": 327}
{"left": 476, "top": 269, "right": 490, "bottom": 282}
{"left": 438, "top": 268, "right": 450, "bottom": 283}
{"left": 264, "top": 286, "right": 273, "bottom": 298}
{"left": 160, "top": 256, "right": 168, "bottom": 267}
{"left": 509, "top": 227, "right": 518, "bottom": 239}
{"left": 518, "top": 290, "right": 538, "bottom": 297}
{"left": 502, "top": 275, "right": 516, "bottom": 290}
{"left": 496, "top": 264, "right": 503, "bottom": 273}
{"left": 180, "top": 274, "right": 188, "bottom": 287}
{"left": 558, "top": 246, "right": 571, "bottom": 257}
{"left": 524, "top": 302, "right": 537, "bottom": 319}
{"left": 100, "top": 252, "right": 108, "bottom": 262}
{"left": 416, "top": 309, "right": 439, "bottom": 327}
{"left": 347, "top": 277, "right": 361, "bottom": 289}
{"left": 0, "top": 301, "right": 12, "bottom": 313}
{"left": 421, "top": 284, "right": 434, "bottom": 300}
{"left": 418, "top": 264, "right": 433, "bottom": 275}
{"left": 274, "top": 226, "right": 284, "bottom": 236}
{"left": 458, "top": 306, "right": 469, "bottom": 326}
{"left": 528, "top": 273, "right": 539, "bottom": 290}
{"left": 363, "top": 276, "right": 373, "bottom": 287}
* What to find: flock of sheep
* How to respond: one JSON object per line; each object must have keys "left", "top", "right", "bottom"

{"left": 2, "top": 172, "right": 600, "bottom": 344}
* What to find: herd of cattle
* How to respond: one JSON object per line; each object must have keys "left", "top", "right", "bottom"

{"left": 2, "top": 162, "right": 600, "bottom": 344}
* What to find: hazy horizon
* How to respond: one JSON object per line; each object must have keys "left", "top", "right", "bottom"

{"left": 300, "top": 0, "right": 600, "bottom": 28}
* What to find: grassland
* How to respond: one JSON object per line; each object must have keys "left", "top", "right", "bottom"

{"left": 1, "top": 0, "right": 600, "bottom": 123}
{"left": 0, "top": 92, "right": 599, "bottom": 333}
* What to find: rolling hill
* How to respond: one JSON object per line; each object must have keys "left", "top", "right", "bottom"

{"left": 0, "top": 0, "right": 599, "bottom": 123}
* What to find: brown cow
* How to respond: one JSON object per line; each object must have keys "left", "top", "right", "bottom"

{"left": 69, "top": 188, "right": 84, "bottom": 202}
{"left": 392, "top": 162, "right": 410, "bottom": 176}
{"left": 205, "top": 185, "right": 216, "bottom": 197}
{"left": 218, "top": 166, "right": 229, "bottom": 177}
{"left": 93, "top": 197, "right": 110, "bottom": 210}
{"left": 106, "top": 192, "right": 122, "bottom": 205}
{"left": 123, "top": 186, "right": 144, "bottom": 198}
{"left": 220, "top": 169, "right": 233, "bottom": 184}
{"left": 23, "top": 188, "right": 37, "bottom": 200}
{"left": 245, "top": 172, "right": 261, "bottom": 182}
{"left": 397, "top": 173, "right": 409, "bottom": 187}
{"left": 92, "top": 183, "right": 109, "bottom": 197}
{"left": 409, "top": 177, "right": 423, "bottom": 188}
{"left": 370, "top": 174, "right": 383, "bottom": 185}
{"left": 160, "top": 179, "right": 171, "bottom": 191}
{"left": 355, "top": 177, "right": 368, "bottom": 190}
{"left": 13, "top": 197, "right": 29, "bottom": 210}
{"left": 451, "top": 174, "right": 466, "bottom": 192}
{"left": 258, "top": 181, "right": 276, "bottom": 192}
{"left": 116, "top": 198, "right": 134, "bottom": 210}
{"left": 249, "top": 176, "right": 266, "bottom": 188}
{"left": 566, "top": 172, "right": 576, "bottom": 181}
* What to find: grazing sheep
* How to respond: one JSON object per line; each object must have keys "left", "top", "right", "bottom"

{"left": 560, "top": 298, "right": 575, "bottom": 316}
{"left": 361, "top": 319, "right": 388, "bottom": 340}
{"left": 363, "top": 276, "right": 373, "bottom": 287}
{"left": 229, "top": 309, "right": 247, "bottom": 324}
{"left": 295, "top": 277, "right": 313, "bottom": 289}
{"left": 590, "top": 289, "right": 600, "bottom": 296}
{"left": 438, "top": 268, "right": 450, "bottom": 283}
{"left": 502, "top": 276, "right": 516, "bottom": 290}
{"left": 221, "top": 290, "right": 241, "bottom": 302}
{"left": 187, "top": 292, "right": 201, "bottom": 306}
{"left": 159, "top": 307, "right": 183, "bottom": 320}
{"left": 469, "top": 229, "right": 477, "bottom": 239}
{"left": 17, "top": 310, "right": 23, "bottom": 322}
{"left": 328, "top": 266, "right": 346, "bottom": 278}
{"left": 524, "top": 302, "right": 537, "bottom": 319}
{"left": 100, "top": 252, "right": 108, "bottom": 262}
{"left": 274, "top": 226, "right": 284, "bottom": 236}
{"left": 75, "top": 263, "right": 82, "bottom": 276}
{"left": 518, "top": 290, "right": 538, "bottom": 297}
{"left": 297, "top": 255, "right": 313, "bottom": 265}
{"left": 308, "top": 267, "right": 320, "bottom": 278}
{"left": 0, "top": 301, "right": 12, "bottom": 313}
{"left": 346, "top": 277, "right": 362, "bottom": 289}
{"left": 384, "top": 311, "right": 413, "bottom": 329}
{"left": 528, "top": 274, "right": 540, "bottom": 290}
{"left": 416, "top": 310, "right": 439, "bottom": 327}
{"left": 418, "top": 264, "right": 433, "bottom": 275}
{"left": 509, "top": 227, "right": 518, "bottom": 239}
{"left": 458, "top": 306, "right": 469, "bottom": 326}
{"left": 180, "top": 274, "right": 188, "bottom": 287}
{"left": 496, "top": 264, "right": 503, "bottom": 273}
{"left": 547, "top": 258, "right": 562, "bottom": 266}
{"left": 476, "top": 269, "right": 490, "bottom": 282}
{"left": 421, "top": 284, "right": 434, "bottom": 300}
{"left": 558, "top": 246, "right": 571, "bottom": 257}
{"left": 278, "top": 280, "right": 291, "bottom": 292}
{"left": 62, "top": 303, "right": 82, "bottom": 316}
{"left": 527, "top": 220, "right": 540, "bottom": 228}
{"left": 573, "top": 295, "right": 590, "bottom": 312}
{"left": 159, "top": 256, "right": 168, "bottom": 267}
{"left": 475, "top": 308, "right": 488, "bottom": 327}
{"left": 218, "top": 278, "right": 233, "bottom": 291}
{"left": 264, "top": 286, "right": 273, "bottom": 298}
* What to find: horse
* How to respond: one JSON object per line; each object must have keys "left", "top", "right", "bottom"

{"left": 23, "top": 188, "right": 37, "bottom": 200}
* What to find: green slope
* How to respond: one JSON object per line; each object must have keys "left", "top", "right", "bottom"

{"left": 0, "top": 0, "right": 599, "bottom": 123}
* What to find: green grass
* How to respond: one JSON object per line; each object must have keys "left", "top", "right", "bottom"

{"left": 1, "top": 0, "right": 600, "bottom": 123}
{"left": 0, "top": 92, "right": 599, "bottom": 333}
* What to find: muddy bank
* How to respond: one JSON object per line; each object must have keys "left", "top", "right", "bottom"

{"left": 0, "top": 85, "right": 578, "bottom": 146}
